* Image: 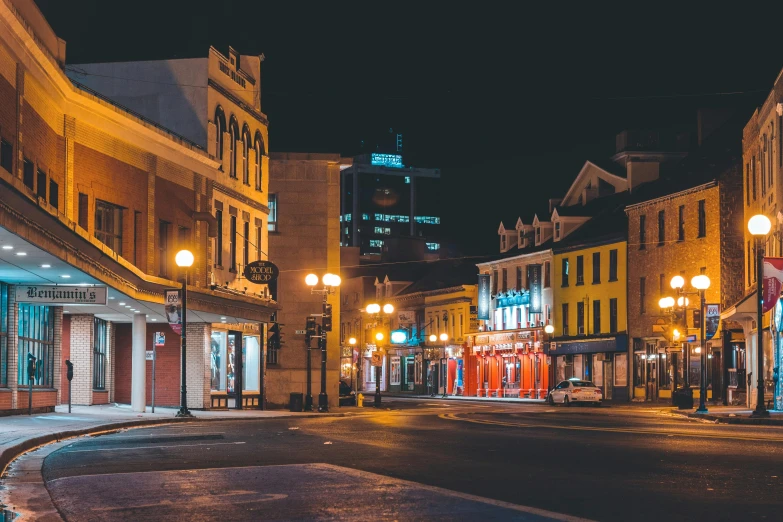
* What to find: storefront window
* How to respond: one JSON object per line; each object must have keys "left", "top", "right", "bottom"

{"left": 0, "top": 283, "right": 7, "bottom": 386}
{"left": 390, "top": 357, "right": 401, "bottom": 385}
{"left": 243, "top": 335, "right": 260, "bottom": 392}
{"left": 18, "top": 304, "right": 54, "bottom": 387}
{"left": 93, "top": 318, "right": 108, "bottom": 390}
{"left": 210, "top": 331, "right": 227, "bottom": 391}
{"left": 634, "top": 353, "right": 645, "bottom": 387}
{"left": 593, "top": 354, "right": 603, "bottom": 386}
{"left": 227, "top": 334, "right": 238, "bottom": 393}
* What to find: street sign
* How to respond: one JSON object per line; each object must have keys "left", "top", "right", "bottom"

{"left": 145, "top": 350, "right": 155, "bottom": 360}
{"left": 164, "top": 288, "right": 182, "bottom": 335}
{"left": 295, "top": 329, "right": 306, "bottom": 335}
{"left": 243, "top": 260, "right": 280, "bottom": 284}
{"left": 686, "top": 334, "right": 697, "bottom": 342}
{"left": 371, "top": 352, "right": 383, "bottom": 367}
{"left": 154, "top": 332, "right": 165, "bottom": 347}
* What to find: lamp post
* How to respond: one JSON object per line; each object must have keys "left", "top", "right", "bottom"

{"left": 428, "top": 334, "right": 438, "bottom": 396}
{"left": 749, "top": 214, "right": 772, "bottom": 418}
{"left": 305, "top": 272, "right": 341, "bottom": 413}
{"left": 439, "top": 332, "right": 449, "bottom": 398}
{"left": 691, "top": 274, "right": 711, "bottom": 414}
{"left": 175, "top": 249, "right": 194, "bottom": 418}
{"left": 365, "top": 303, "right": 394, "bottom": 407}
{"left": 348, "top": 336, "right": 357, "bottom": 392}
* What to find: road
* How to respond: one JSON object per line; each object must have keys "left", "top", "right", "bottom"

{"left": 41, "top": 399, "right": 783, "bottom": 521}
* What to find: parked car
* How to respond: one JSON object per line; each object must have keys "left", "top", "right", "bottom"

{"left": 339, "top": 380, "right": 356, "bottom": 406}
{"left": 548, "top": 378, "right": 602, "bottom": 406}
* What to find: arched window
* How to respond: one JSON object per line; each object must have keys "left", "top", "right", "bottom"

{"left": 214, "top": 106, "right": 226, "bottom": 161}
{"left": 242, "top": 124, "right": 251, "bottom": 185}
{"left": 228, "top": 116, "right": 239, "bottom": 178}
{"left": 254, "top": 131, "right": 265, "bottom": 191}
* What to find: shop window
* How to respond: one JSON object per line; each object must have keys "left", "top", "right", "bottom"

{"left": 0, "top": 283, "right": 7, "bottom": 386}
{"left": 17, "top": 304, "right": 54, "bottom": 387}
{"left": 243, "top": 335, "right": 260, "bottom": 392}
{"left": 95, "top": 200, "right": 123, "bottom": 256}
{"left": 0, "top": 139, "right": 12, "bottom": 173}
{"left": 268, "top": 194, "right": 278, "bottom": 232}
{"left": 609, "top": 249, "right": 618, "bottom": 281}
{"left": 93, "top": 318, "right": 108, "bottom": 390}
{"left": 49, "top": 180, "right": 59, "bottom": 210}
{"left": 36, "top": 169, "right": 47, "bottom": 201}
{"left": 390, "top": 357, "right": 401, "bottom": 385}
{"left": 210, "top": 331, "right": 227, "bottom": 391}
{"left": 227, "top": 334, "right": 238, "bottom": 392}
{"left": 23, "top": 158, "right": 34, "bottom": 191}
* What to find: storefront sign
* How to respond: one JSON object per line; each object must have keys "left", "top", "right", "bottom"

{"left": 370, "top": 153, "right": 403, "bottom": 168}
{"left": 371, "top": 352, "right": 383, "bottom": 367}
{"left": 390, "top": 330, "right": 408, "bottom": 344}
{"left": 243, "top": 260, "right": 279, "bottom": 284}
{"left": 705, "top": 304, "right": 720, "bottom": 340}
{"left": 489, "top": 332, "right": 515, "bottom": 343}
{"left": 15, "top": 285, "right": 108, "bottom": 305}
{"left": 469, "top": 305, "right": 479, "bottom": 332}
{"left": 477, "top": 274, "right": 490, "bottom": 320}
{"left": 397, "top": 310, "right": 416, "bottom": 324}
{"left": 527, "top": 264, "right": 542, "bottom": 314}
{"left": 221, "top": 322, "right": 261, "bottom": 334}
{"left": 164, "top": 289, "right": 182, "bottom": 335}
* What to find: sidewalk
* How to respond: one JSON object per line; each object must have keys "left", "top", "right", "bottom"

{"left": 667, "top": 405, "right": 783, "bottom": 425}
{"left": 382, "top": 393, "right": 546, "bottom": 404}
{"left": 0, "top": 403, "right": 355, "bottom": 476}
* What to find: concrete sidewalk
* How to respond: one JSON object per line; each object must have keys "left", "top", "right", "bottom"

{"left": 667, "top": 405, "right": 783, "bottom": 425}
{"left": 0, "top": 403, "right": 355, "bottom": 475}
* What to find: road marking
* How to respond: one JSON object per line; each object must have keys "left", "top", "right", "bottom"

{"left": 62, "top": 441, "right": 245, "bottom": 453}
{"left": 439, "top": 413, "right": 783, "bottom": 442}
{"left": 90, "top": 492, "right": 288, "bottom": 512}
{"left": 102, "top": 433, "right": 225, "bottom": 439}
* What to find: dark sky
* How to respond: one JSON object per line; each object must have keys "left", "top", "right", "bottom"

{"left": 35, "top": 1, "right": 780, "bottom": 254}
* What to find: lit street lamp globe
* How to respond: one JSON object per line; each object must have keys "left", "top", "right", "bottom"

{"left": 383, "top": 303, "right": 394, "bottom": 314}
{"left": 366, "top": 303, "right": 380, "bottom": 314}
{"left": 670, "top": 275, "right": 685, "bottom": 290}
{"left": 348, "top": 337, "right": 356, "bottom": 345}
{"left": 544, "top": 324, "right": 555, "bottom": 334}
{"left": 748, "top": 214, "right": 772, "bottom": 236}
{"left": 175, "top": 249, "right": 194, "bottom": 268}
{"left": 429, "top": 334, "right": 437, "bottom": 342}
{"left": 691, "top": 274, "right": 710, "bottom": 290}
{"left": 305, "top": 273, "right": 319, "bottom": 286}
{"left": 439, "top": 333, "right": 448, "bottom": 342}
{"left": 375, "top": 332, "right": 384, "bottom": 341}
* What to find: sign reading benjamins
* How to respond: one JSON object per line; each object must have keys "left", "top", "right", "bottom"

{"left": 16, "top": 285, "right": 108, "bottom": 305}
{"left": 243, "top": 260, "right": 280, "bottom": 284}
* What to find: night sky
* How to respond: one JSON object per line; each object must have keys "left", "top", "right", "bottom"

{"left": 35, "top": 1, "right": 782, "bottom": 254}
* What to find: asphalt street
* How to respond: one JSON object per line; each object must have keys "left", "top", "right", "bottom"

{"left": 41, "top": 399, "right": 783, "bottom": 521}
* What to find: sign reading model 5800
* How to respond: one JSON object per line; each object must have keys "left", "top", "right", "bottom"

{"left": 243, "top": 260, "right": 279, "bottom": 284}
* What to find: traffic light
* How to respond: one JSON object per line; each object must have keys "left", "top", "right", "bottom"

{"left": 305, "top": 316, "right": 317, "bottom": 343}
{"left": 323, "top": 303, "right": 333, "bottom": 332}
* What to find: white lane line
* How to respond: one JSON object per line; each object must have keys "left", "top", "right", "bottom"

{"left": 101, "top": 433, "right": 225, "bottom": 439}
{"left": 63, "top": 442, "right": 245, "bottom": 453}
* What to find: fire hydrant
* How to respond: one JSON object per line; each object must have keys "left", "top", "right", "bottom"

{"left": 357, "top": 393, "right": 364, "bottom": 408}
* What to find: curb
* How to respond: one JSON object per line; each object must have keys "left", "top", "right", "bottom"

{"left": 381, "top": 394, "right": 547, "bottom": 405}
{"left": 0, "top": 411, "right": 353, "bottom": 478}
{"left": 677, "top": 412, "right": 783, "bottom": 425}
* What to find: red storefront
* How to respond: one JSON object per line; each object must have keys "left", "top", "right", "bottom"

{"left": 466, "top": 329, "right": 549, "bottom": 399}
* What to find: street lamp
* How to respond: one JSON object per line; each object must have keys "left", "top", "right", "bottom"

{"left": 348, "top": 337, "right": 356, "bottom": 345}
{"left": 691, "top": 274, "right": 711, "bottom": 413}
{"left": 439, "top": 332, "right": 449, "bottom": 398}
{"left": 365, "top": 302, "right": 394, "bottom": 407}
{"left": 305, "top": 272, "right": 341, "bottom": 412}
{"left": 749, "top": 213, "right": 772, "bottom": 418}
{"left": 175, "top": 249, "right": 194, "bottom": 418}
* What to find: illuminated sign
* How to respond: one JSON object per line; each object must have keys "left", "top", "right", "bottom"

{"left": 371, "top": 153, "right": 403, "bottom": 168}
{"left": 390, "top": 330, "right": 408, "bottom": 344}
{"left": 477, "top": 274, "right": 490, "bottom": 320}
{"left": 527, "top": 264, "right": 542, "bottom": 315}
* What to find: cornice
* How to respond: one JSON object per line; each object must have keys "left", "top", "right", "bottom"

{"left": 209, "top": 79, "right": 269, "bottom": 127}
{"left": 212, "top": 181, "right": 270, "bottom": 214}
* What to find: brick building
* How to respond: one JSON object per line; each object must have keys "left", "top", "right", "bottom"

{"left": 0, "top": 0, "right": 276, "bottom": 415}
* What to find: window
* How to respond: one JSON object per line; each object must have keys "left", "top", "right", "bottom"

{"left": 49, "top": 179, "right": 59, "bottom": 210}
{"left": 746, "top": 163, "right": 750, "bottom": 206}
{"left": 592, "top": 252, "right": 600, "bottom": 284}
{"left": 577, "top": 302, "right": 585, "bottom": 335}
{"left": 493, "top": 270, "right": 498, "bottom": 294}
{"left": 17, "top": 304, "right": 54, "bottom": 387}
{"left": 561, "top": 258, "right": 569, "bottom": 287}
{"left": 535, "top": 227, "right": 541, "bottom": 243}
{"left": 609, "top": 249, "right": 618, "bottom": 281}
{"left": 93, "top": 318, "right": 108, "bottom": 390}
{"left": 256, "top": 225, "right": 262, "bottom": 260}
{"left": 657, "top": 210, "right": 665, "bottom": 246}
{"left": 268, "top": 194, "right": 278, "bottom": 232}
{"left": 214, "top": 106, "right": 226, "bottom": 161}
{"left": 158, "top": 220, "right": 170, "bottom": 277}
{"left": 255, "top": 132, "right": 265, "bottom": 191}
{"left": 414, "top": 216, "right": 440, "bottom": 224}
{"left": 639, "top": 215, "right": 646, "bottom": 250}
{"left": 752, "top": 156, "right": 757, "bottom": 201}
{"left": 502, "top": 268, "right": 507, "bottom": 292}
{"left": 23, "top": 158, "right": 34, "bottom": 191}
{"left": 243, "top": 221, "right": 250, "bottom": 267}
{"left": 576, "top": 256, "right": 584, "bottom": 285}
{"left": 516, "top": 266, "right": 523, "bottom": 290}
{"left": 36, "top": 169, "right": 46, "bottom": 200}
{"left": 593, "top": 300, "right": 601, "bottom": 334}
{"left": 426, "top": 242, "right": 440, "bottom": 250}
{"left": 501, "top": 235, "right": 506, "bottom": 250}
{"left": 95, "top": 200, "right": 123, "bottom": 255}
{"left": 374, "top": 227, "right": 391, "bottom": 235}
{"left": 555, "top": 221, "right": 561, "bottom": 240}
{"left": 211, "top": 331, "right": 227, "bottom": 390}
{"left": 0, "top": 139, "right": 12, "bottom": 173}
{"left": 78, "top": 193, "right": 89, "bottom": 230}
{"left": 640, "top": 277, "right": 646, "bottom": 314}
{"left": 369, "top": 239, "right": 384, "bottom": 248}
{"left": 762, "top": 137, "right": 767, "bottom": 196}
{"left": 0, "top": 283, "right": 8, "bottom": 386}
{"left": 229, "top": 116, "right": 239, "bottom": 178}
{"left": 610, "top": 298, "right": 618, "bottom": 333}
{"left": 215, "top": 209, "right": 223, "bottom": 266}
{"left": 698, "top": 199, "right": 706, "bottom": 238}
{"left": 544, "top": 261, "right": 551, "bottom": 288}
{"left": 747, "top": 241, "right": 752, "bottom": 285}
{"left": 242, "top": 125, "right": 251, "bottom": 185}
{"left": 243, "top": 335, "right": 261, "bottom": 392}
{"left": 562, "top": 303, "right": 569, "bottom": 336}
{"left": 229, "top": 215, "right": 237, "bottom": 271}
{"left": 659, "top": 273, "right": 665, "bottom": 296}
{"left": 678, "top": 205, "right": 685, "bottom": 241}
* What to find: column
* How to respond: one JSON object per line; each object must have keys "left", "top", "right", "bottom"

{"left": 70, "top": 315, "right": 94, "bottom": 405}
{"left": 131, "top": 313, "right": 146, "bottom": 412}
{"left": 186, "top": 322, "right": 211, "bottom": 410}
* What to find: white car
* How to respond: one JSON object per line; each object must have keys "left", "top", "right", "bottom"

{"left": 548, "top": 379, "right": 603, "bottom": 406}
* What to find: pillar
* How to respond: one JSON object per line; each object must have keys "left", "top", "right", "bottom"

{"left": 185, "top": 322, "right": 211, "bottom": 410}
{"left": 70, "top": 315, "right": 94, "bottom": 405}
{"left": 131, "top": 312, "right": 146, "bottom": 412}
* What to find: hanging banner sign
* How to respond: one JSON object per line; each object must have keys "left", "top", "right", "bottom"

{"left": 154, "top": 332, "right": 165, "bottom": 347}
{"left": 527, "top": 264, "right": 542, "bottom": 315}
{"left": 397, "top": 310, "right": 416, "bottom": 324}
{"left": 477, "top": 274, "right": 490, "bottom": 320}
{"left": 243, "top": 260, "right": 280, "bottom": 284}
{"left": 164, "top": 289, "right": 182, "bottom": 335}
{"left": 15, "top": 285, "right": 108, "bottom": 305}
{"left": 762, "top": 257, "right": 783, "bottom": 314}
{"left": 705, "top": 304, "right": 720, "bottom": 341}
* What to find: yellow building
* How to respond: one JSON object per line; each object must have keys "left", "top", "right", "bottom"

{"left": 550, "top": 209, "right": 629, "bottom": 401}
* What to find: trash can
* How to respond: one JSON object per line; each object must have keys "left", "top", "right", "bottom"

{"left": 289, "top": 392, "right": 303, "bottom": 412}
{"left": 673, "top": 388, "right": 693, "bottom": 410}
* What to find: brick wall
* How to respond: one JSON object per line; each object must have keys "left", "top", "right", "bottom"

{"left": 719, "top": 164, "right": 745, "bottom": 310}
{"left": 61, "top": 314, "right": 70, "bottom": 404}
{"left": 69, "top": 314, "right": 93, "bottom": 405}
{"left": 17, "top": 390, "right": 56, "bottom": 409}
{"left": 186, "top": 322, "right": 211, "bottom": 409}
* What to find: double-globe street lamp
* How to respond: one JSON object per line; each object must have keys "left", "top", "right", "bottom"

{"left": 175, "top": 249, "right": 194, "bottom": 418}
{"left": 429, "top": 333, "right": 449, "bottom": 398}
{"left": 305, "top": 272, "right": 341, "bottom": 412}
{"left": 748, "top": 214, "right": 772, "bottom": 418}
{"left": 660, "top": 273, "right": 710, "bottom": 413}
{"left": 365, "top": 303, "right": 394, "bottom": 407}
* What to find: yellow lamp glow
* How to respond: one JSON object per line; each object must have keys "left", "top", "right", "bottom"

{"left": 677, "top": 296, "right": 690, "bottom": 307}
{"left": 305, "top": 273, "right": 319, "bottom": 286}
{"left": 366, "top": 303, "right": 380, "bottom": 314}
{"left": 673, "top": 329, "right": 680, "bottom": 341}
{"left": 175, "top": 249, "right": 194, "bottom": 268}
{"left": 439, "top": 333, "right": 448, "bottom": 341}
{"left": 670, "top": 275, "right": 685, "bottom": 290}
{"left": 659, "top": 296, "right": 675, "bottom": 309}
{"left": 375, "top": 332, "right": 384, "bottom": 341}
{"left": 691, "top": 274, "right": 710, "bottom": 290}
{"left": 383, "top": 303, "right": 394, "bottom": 314}
{"left": 694, "top": 346, "right": 702, "bottom": 354}
{"left": 348, "top": 337, "right": 356, "bottom": 345}
{"left": 544, "top": 324, "right": 555, "bottom": 334}
{"left": 748, "top": 214, "right": 772, "bottom": 236}
{"left": 429, "top": 334, "right": 437, "bottom": 342}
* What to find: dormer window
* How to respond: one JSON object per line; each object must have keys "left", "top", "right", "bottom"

{"left": 519, "top": 232, "right": 524, "bottom": 248}
{"left": 554, "top": 221, "right": 561, "bottom": 240}
{"left": 501, "top": 235, "right": 507, "bottom": 250}
{"left": 535, "top": 227, "right": 541, "bottom": 244}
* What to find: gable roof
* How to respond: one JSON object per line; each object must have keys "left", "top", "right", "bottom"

{"left": 560, "top": 161, "right": 629, "bottom": 207}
